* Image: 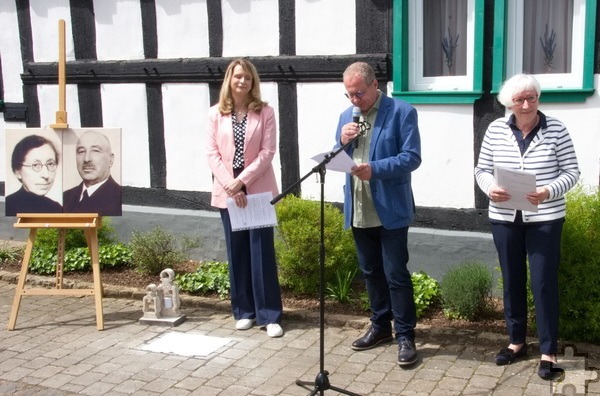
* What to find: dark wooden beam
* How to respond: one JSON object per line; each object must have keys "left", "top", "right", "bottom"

{"left": 21, "top": 54, "right": 390, "bottom": 84}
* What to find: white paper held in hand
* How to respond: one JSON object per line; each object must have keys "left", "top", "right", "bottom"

{"left": 311, "top": 150, "right": 357, "bottom": 173}
{"left": 494, "top": 166, "right": 538, "bottom": 213}
{"left": 226, "top": 192, "right": 278, "bottom": 231}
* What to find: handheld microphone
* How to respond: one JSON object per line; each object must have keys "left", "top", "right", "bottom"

{"left": 352, "top": 107, "right": 361, "bottom": 148}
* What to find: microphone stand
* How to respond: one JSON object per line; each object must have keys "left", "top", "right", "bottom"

{"left": 271, "top": 132, "right": 363, "bottom": 396}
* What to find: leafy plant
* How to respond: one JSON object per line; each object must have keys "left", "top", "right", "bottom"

{"left": 176, "top": 260, "right": 230, "bottom": 299}
{"left": 441, "top": 261, "right": 493, "bottom": 321}
{"left": 558, "top": 185, "right": 600, "bottom": 343}
{"left": 32, "top": 218, "right": 118, "bottom": 252}
{"left": 275, "top": 195, "right": 357, "bottom": 295}
{"left": 28, "top": 243, "right": 133, "bottom": 275}
{"left": 358, "top": 290, "right": 370, "bottom": 312}
{"left": 412, "top": 271, "right": 440, "bottom": 319}
{"left": 0, "top": 242, "right": 24, "bottom": 264}
{"left": 326, "top": 268, "right": 358, "bottom": 304}
{"left": 129, "top": 226, "right": 201, "bottom": 275}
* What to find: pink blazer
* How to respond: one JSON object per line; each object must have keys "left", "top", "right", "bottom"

{"left": 206, "top": 104, "right": 279, "bottom": 209}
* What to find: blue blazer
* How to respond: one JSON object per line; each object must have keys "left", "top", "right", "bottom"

{"left": 335, "top": 95, "right": 422, "bottom": 230}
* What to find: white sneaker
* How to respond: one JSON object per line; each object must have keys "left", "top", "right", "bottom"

{"left": 266, "top": 323, "right": 284, "bottom": 338}
{"left": 236, "top": 318, "right": 255, "bottom": 330}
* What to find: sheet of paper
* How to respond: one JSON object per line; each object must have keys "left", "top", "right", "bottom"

{"left": 494, "top": 166, "right": 538, "bottom": 212}
{"left": 226, "top": 192, "right": 278, "bottom": 231}
{"left": 311, "top": 150, "right": 357, "bottom": 173}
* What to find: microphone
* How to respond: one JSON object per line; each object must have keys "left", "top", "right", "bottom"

{"left": 352, "top": 107, "right": 361, "bottom": 148}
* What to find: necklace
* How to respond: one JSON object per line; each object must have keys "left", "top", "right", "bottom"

{"left": 233, "top": 106, "right": 247, "bottom": 119}
{"left": 518, "top": 115, "right": 539, "bottom": 136}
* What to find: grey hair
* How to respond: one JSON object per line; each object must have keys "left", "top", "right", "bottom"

{"left": 497, "top": 74, "right": 541, "bottom": 108}
{"left": 343, "top": 62, "right": 376, "bottom": 84}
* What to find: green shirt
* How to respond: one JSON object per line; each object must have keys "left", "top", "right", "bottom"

{"left": 352, "top": 91, "right": 383, "bottom": 228}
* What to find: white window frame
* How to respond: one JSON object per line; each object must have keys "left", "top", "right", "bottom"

{"left": 408, "top": 0, "right": 476, "bottom": 92}
{"left": 505, "top": 0, "right": 586, "bottom": 89}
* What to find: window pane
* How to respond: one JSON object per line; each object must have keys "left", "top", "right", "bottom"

{"left": 423, "top": 0, "right": 468, "bottom": 77}
{"left": 522, "top": 0, "right": 573, "bottom": 74}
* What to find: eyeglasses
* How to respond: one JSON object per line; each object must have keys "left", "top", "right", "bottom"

{"left": 345, "top": 90, "right": 366, "bottom": 100}
{"left": 512, "top": 95, "right": 538, "bottom": 106}
{"left": 344, "top": 79, "right": 375, "bottom": 99}
{"left": 22, "top": 161, "right": 58, "bottom": 172}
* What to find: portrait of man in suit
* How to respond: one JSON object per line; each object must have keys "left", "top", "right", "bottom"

{"left": 63, "top": 129, "right": 122, "bottom": 216}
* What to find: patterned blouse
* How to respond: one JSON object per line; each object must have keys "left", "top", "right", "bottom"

{"left": 232, "top": 112, "right": 247, "bottom": 170}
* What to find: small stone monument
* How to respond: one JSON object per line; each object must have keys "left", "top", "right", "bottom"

{"left": 139, "top": 268, "right": 186, "bottom": 326}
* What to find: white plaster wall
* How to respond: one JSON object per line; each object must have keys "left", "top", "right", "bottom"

{"left": 37, "top": 84, "right": 81, "bottom": 128}
{"left": 221, "top": 0, "right": 279, "bottom": 57}
{"left": 29, "top": 0, "right": 75, "bottom": 62}
{"left": 295, "top": 0, "right": 356, "bottom": 55}
{"left": 296, "top": 82, "right": 349, "bottom": 203}
{"left": 94, "top": 0, "right": 144, "bottom": 60}
{"left": 162, "top": 83, "right": 211, "bottom": 191}
{"left": 101, "top": 84, "right": 150, "bottom": 188}
{"left": 155, "top": 0, "right": 209, "bottom": 59}
{"left": 412, "top": 104, "right": 475, "bottom": 209}
{"left": 0, "top": 1, "right": 25, "bottom": 102}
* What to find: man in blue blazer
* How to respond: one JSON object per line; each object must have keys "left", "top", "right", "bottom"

{"left": 335, "top": 62, "right": 422, "bottom": 366}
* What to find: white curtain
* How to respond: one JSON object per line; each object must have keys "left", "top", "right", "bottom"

{"left": 523, "top": 0, "right": 573, "bottom": 74}
{"left": 423, "top": 0, "right": 468, "bottom": 77}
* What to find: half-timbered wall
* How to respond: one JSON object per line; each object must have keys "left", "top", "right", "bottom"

{"left": 1, "top": 0, "right": 599, "bottom": 234}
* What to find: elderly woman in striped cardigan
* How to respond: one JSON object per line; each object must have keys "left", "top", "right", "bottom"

{"left": 475, "top": 74, "right": 580, "bottom": 381}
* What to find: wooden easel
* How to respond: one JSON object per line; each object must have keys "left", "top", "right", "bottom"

{"left": 7, "top": 21, "right": 104, "bottom": 331}
{"left": 50, "top": 19, "right": 68, "bottom": 129}
{"left": 8, "top": 214, "right": 104, "bottom": 330}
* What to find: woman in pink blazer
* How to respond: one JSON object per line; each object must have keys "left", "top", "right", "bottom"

{"left": 206, "top": 59, "right": 283, "bottom": 338}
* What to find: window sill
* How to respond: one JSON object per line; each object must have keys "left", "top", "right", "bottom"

{"left": 391, "top": 90, "right": 485, "bottom": 104}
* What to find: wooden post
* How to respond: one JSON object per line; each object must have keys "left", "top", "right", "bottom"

{"left": 7, "top": 213, "right": 104, "bottom": 331}
{"left": 50, "top": 19, "right": 68, "bottom": 129}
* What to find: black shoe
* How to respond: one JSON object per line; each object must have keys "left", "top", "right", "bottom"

{"left": 495, "top": 344, "right": 528, "bottom": 366}
{"left": 351, "top": 326, "right": 393, "bottom": 351}
{"left": 538, "top": 360, "right": 565, "bottom": 381}
{"left": 397, "top": 337, "right": 418, "bottom": 366}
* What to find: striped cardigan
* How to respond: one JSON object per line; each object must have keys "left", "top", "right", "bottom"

{"left": 475, "top": 112, "right": 580, "bottom": 223}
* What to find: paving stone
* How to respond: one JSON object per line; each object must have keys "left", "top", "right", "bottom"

{"left": 1, "top": 276, "right": 600, "bottom": 396}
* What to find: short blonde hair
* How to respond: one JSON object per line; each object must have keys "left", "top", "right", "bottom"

{"left": 497, "top": 74, "right": 541, "bottom": 108}
{"left": 218, "top": 58, "right": 267, "bottom": 114}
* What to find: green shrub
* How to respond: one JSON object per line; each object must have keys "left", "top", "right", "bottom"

{"left": 559, "top": 185, "right": 600, "bottom": 343}
{"left": 275, "top": 195, "right": 357, "bottom": 295}
{"left": 129, "top": 226, "right": 200, "bottom": 275}
{"left": 441, "top": 261, "right": 493, "bottom": 321}
{"left": 412, "top": 271, "right": 440, "bottom": 318}
{"left": 176, "top": 260, "right": 230, "bottom": 299}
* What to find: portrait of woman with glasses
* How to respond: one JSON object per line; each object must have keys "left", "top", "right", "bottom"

{"left": 5, "top": 134, "right": 63, "bottom": 216}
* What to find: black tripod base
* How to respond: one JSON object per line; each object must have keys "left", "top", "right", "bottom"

{"left": 296, "top": 371, "right": 362, "bottom": 396}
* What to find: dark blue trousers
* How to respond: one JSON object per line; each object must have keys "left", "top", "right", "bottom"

{"left": 352, "top": 226, "right": 416, "bottom": 340}
{"left": 491, "top": 219, "right": 563, "bottom": 354}
{"left": 220, "top": 209, "right": 283, "bottom": 326}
